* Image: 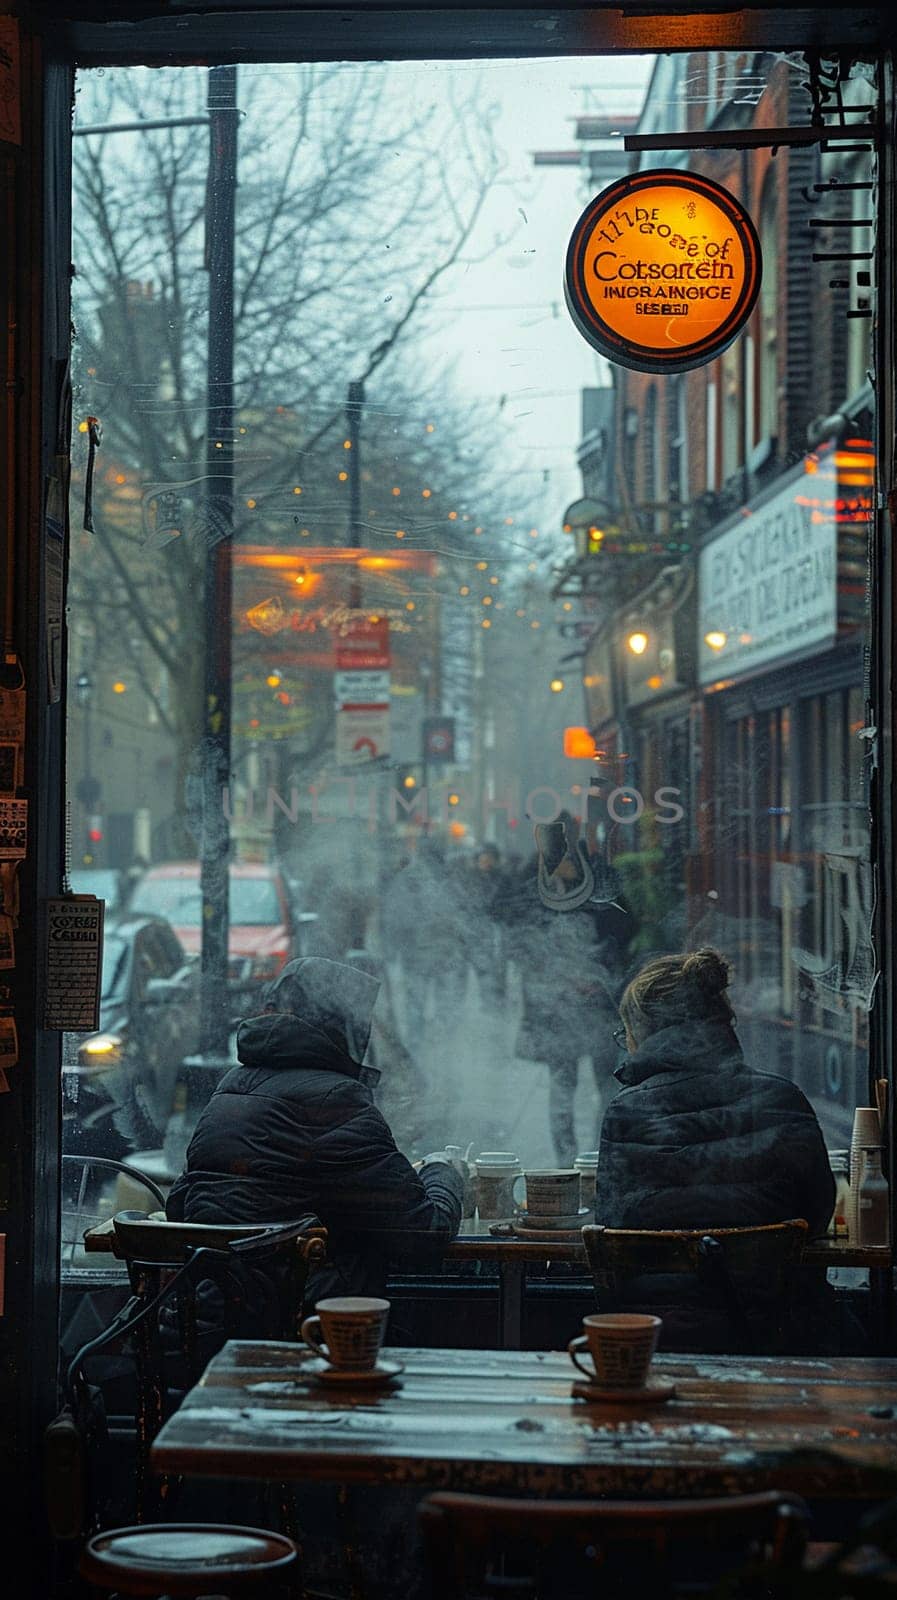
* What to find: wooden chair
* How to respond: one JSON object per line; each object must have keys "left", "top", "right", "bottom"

{"left": 418, "top": 1490, "right": 810, "bottom": 1600}
{"left": 581, "top": 1221, "right": 809, "bottom": 1355}
{"left": 66, "top": 1214, "right": 327, "bottom": 1520}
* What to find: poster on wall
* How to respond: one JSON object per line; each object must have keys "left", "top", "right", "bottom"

{"left": 44, "top": 895, "right": 104, "bottom": 1032}
{"left": 0, "top": 799, "right": 27, "bottom": 860}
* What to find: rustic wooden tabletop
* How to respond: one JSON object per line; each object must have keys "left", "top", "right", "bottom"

{"left": 150, "top": 1341, "right": 897, "bottom": 1500}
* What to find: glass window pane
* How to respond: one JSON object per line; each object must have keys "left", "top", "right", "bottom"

{"left": 64, "top": 47, "right": 879, "bottom": 1344}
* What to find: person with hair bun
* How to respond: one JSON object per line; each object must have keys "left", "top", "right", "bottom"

{"left": 593, "top": 947, "right": 836, "bottom": 1350}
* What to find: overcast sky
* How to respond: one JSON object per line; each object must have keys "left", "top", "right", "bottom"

{"left": 411, "top": 55, "right": 654, "bottom": 530}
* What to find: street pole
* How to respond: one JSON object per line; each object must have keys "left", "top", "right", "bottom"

{"left": 199, "top": 65, "right": 238, "bottom": 1059}
{"left": 346, "top": 377, "right": 365, "bottom": 609}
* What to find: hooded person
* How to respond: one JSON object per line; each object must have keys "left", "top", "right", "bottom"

{"left": 593, "top": 947, "right": 837, "bottom": 1353}
{"left": 166, "top": 956, "right": 465, "bottom": 1304}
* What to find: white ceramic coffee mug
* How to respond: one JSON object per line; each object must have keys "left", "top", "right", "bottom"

{"left": 300, "top": 1296, "right": 390, "bottom": 1370}
{"left": 567, "top": 1313, "right": 662, "bottom": 1389}
{"left": 512, "top": 1169, "right": 581, "bottom": 1219}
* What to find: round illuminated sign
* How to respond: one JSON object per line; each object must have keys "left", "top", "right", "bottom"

{"left": 565, "top": 169, "right": 762, "bottom": 374}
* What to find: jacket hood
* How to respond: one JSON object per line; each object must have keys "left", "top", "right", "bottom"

{"left": 614, "top": 1017, "right": 743, "bottom": 1089}
{"left": 236, "top": 956, "right": 380, "bottom": 1076}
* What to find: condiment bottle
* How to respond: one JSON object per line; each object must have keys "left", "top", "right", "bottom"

{"left": 856, "top": 1147, "right": 890, "bottom": 1248}
{"left": 828, "top": 1151, "right": 850, "bottom": 1239}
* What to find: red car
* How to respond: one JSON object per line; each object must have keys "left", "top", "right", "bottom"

{"left": 129, "top": 861, "right": 295, "bottom": 990}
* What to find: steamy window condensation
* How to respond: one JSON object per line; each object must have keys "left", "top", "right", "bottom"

{"left": 63, "top": 50, "right": 876, "bottom": 1226}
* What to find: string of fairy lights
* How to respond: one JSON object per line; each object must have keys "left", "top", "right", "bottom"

{"left": 77, "top": 396, "right": 691, "bottom": 728}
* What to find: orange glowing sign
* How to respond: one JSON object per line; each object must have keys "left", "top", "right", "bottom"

{"left": 563, "top": 726, "right": 597, "bottom": 759}
{"left": 565, "top": 169, "right": 762, "bottom": 374}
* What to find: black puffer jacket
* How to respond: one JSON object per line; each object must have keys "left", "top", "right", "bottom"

{"left": 167, "top": 958, "right": 463, "bottom": 1299}
{"left": 595, "top": 1019, "right": 834, "bottom": 1232}
{"left": 593, "top": 1019, "right": 836, "bottom": 1352}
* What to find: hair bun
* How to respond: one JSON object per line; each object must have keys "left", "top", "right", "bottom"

{"left": 683, "top": 947, "right": 730, "bottom": 995}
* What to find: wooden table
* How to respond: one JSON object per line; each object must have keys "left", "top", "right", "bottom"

{"left": 150, "top": 1340, "right": 897, "bottom": 1501}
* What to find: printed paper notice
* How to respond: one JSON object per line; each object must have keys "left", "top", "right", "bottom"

{"left": 0, "top": 799, "right": 27, "bottom": 859}
{"left": 0, "top": 1015, "right": 18, "bottom": 1073}
{"left": 44, "top": 895, "right": 104, "bottom": 1031}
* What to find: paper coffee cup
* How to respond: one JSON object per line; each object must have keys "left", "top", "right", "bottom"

{"left": 474, "top": 1153, "right": 521, "bottom": 1219}
{"left": 574, "top": 1152, "right": 600, "bottom": 1211}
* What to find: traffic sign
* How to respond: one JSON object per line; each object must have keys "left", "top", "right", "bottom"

{"left": 335, "top": 706, "right": 390, "bottom": 765}
{"left": 422, "top": 716, "right": 455, "bottom": 763}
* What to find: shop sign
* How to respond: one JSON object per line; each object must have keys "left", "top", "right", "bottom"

{"left": 698, "top": 474, "right": 837, "bottom": 686}
{"left": 565, "top": 169, "right": 761, "bottom": 374}
{"left": 334, "top": 669, "right": 391, "bottom": 708}
{"left": 334, "top": 618, "right": 390, "bottom": 671}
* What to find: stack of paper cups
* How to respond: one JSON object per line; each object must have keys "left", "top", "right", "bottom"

{"left": 848, "top": 1107, "right": 881, "bottom": 1239}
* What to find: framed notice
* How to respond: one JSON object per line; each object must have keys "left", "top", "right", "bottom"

{"left": 44, "top": 895, "right": 104, "bottom": 1031}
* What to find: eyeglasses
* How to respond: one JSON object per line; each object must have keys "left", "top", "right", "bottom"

{"left": 612, "top": 1026, "right": 626, "bottom": 1047}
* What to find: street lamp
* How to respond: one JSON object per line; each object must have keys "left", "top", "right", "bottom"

{"left": 75, "top": 671, "right": 91, "bottom": 708}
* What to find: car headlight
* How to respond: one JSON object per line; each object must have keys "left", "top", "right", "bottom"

{"left": 78, "top": 1033, "right": 124, "bottom": 1069}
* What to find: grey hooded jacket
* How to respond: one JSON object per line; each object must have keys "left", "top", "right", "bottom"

{"left": 167, "top": 957, "right": 463, "bottom": 1296}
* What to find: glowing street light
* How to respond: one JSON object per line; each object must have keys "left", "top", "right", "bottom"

{"left": 704, "top": 630, "right": 727, "bottom": 651}
{"left": 626, "top": 631, "right": 648, "bottom": 656}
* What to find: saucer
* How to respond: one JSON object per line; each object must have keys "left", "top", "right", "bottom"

{"left": 571, "top": 1378, "right": 675, "bottom": 1404}
{"left": 307, "top": 1359, "right": 404, "bottom": 1388}
{"left": 515, "top": 1208, "right": 590, "bottom": 1231}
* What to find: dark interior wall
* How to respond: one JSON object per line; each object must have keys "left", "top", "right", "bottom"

{"left": 0, "top": 18, "right": 71, "bottom": 1562}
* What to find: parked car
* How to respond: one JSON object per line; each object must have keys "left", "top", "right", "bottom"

{"left": 62, "top": 913, "right": 200, "bottom": 1161}
{"left": 128, "top": 860, "right": 296, "bottom": 1006}
{"left": 68, "top": 867, "right": 126, "bottom": 917}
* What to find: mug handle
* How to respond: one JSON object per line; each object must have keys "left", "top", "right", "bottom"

{"left": 300, "top": 1314, "right": 327, "bottom": 1360}
{"left": 511, "top": 1173, "right": 526, "bottom": 1211}
{"left": 567, "top": 1334, "right": 594, "bottom": 1379}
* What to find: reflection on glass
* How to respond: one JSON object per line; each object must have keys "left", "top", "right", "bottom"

{"left": 64, "top": 49, "right": 877, "bottom": 1308}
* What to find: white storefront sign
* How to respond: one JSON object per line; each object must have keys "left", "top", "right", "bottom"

{"left": 334, "top": 669, "right": 391, "bottom": 708}
{"left": 698, "top": 474, "right": 837, "bottom": 685}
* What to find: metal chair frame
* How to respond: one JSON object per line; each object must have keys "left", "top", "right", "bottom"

{"left": 66, "top": 1214, "right": 327, "bottom": 1520}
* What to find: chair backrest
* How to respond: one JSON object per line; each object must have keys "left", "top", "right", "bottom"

{"left": 581, "top": 1221, "right": 809, "bottom": 1354}
{"left": 419, "top": 1490, "right": 810, "bottom": 1600}
{"left": 110, "top": 1213, "right": 299, "bottom": 1264}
